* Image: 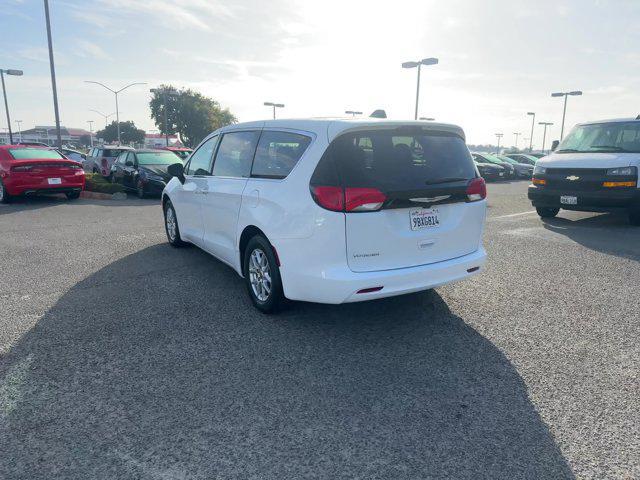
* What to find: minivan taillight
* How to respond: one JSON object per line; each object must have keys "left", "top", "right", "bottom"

{"left": 345, "top": 187, "right": 387, "bottom": 212}
{"left": 311, "top": 186, "right": 387, "bottom": 212}
{"left": 311, "top": 186, "right": 344, "bottom": 211}
{"left": 466, "top": 177, "right": 487, "bottom": 202}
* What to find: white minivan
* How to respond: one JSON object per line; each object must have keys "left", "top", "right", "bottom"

{"left": 529, "top": 117, "right": 640, "bottom": 225}
{"left": 162, "top": 119, "right": 487, "bottom": 312}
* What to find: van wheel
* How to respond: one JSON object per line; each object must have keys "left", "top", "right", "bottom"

{"left": 164, "top": 200, "right": 187, "bottom": 247}
{"left": 243, "top": 235, "right": 284, "bottom": 314}
{"left": 536, "top": 207, "right": 559, "bottom": 218}
{"left": 629, "top": 210, "right": 640, "bottom": 226}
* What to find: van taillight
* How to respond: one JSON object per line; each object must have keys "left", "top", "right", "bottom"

{"left": 466, "top": 177, "right": 487, "bottom": 202}
{"left": 311, "top": 186, "right": 344, "bottom": 211}
{"left": 311, "top": 186, "right": 387, "bottom": 212}
{"left": 345, "top": 187, "right": 386, "bottom": 212}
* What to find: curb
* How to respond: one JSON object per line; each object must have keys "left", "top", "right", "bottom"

{"left": 81, "top": 191, "right": 128, "bottom": 200}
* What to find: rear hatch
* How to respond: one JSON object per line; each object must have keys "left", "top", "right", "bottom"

{"left": 311, "top": 125, "right": 485, "bottom": 272}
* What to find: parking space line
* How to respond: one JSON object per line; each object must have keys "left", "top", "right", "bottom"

{"left": 490, "top": 210, "right": 537, "bottom": 220}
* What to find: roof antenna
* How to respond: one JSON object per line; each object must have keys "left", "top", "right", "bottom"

{"left": 370, "top": 109, "right": 387, "bottom": 119}
{"left": 636, "top": 114, "right": 640, "bottom": 120}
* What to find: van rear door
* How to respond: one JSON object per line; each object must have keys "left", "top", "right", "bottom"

{"left": 312, "top": 127, "right": 485, "bottom": 273}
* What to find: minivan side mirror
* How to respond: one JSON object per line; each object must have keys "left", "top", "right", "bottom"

{"left": 167, "top": 162, "right": 185, "bottom": 183}
{"left": 551, "top": 140, "right": 560, "bottom": 152}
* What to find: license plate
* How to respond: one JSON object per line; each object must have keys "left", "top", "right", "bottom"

{"left": 410, "top": 208, "right": 440, "bottom": 231}
{"left": 48, "top": 178, "right": 62, "bottom": 185}
{"left": 560, "top": 195, "right": 577, "bottom": 205}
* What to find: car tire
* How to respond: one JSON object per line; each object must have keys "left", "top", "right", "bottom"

{"left": 163, "top": 199, "right": 187, "bottom": 247}
{"left": 136, "top": 180, "right": 146, "bottom": 199}
{"left": 629, "top": 210, "right": 640, "bottom": 226}
{"left": 243, "top": 235, "right": 284, "bottom": 314}
{"left": 66, "top": 191, "right": 81, "bottom": 200}
{"left": 0, "top": 178, "right": 11, "bottom": 204}
{"left": 536, "top": 206, "right": 560, "bottom": 218}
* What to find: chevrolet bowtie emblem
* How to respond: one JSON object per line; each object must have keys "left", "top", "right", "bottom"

{"left": 566, "top": 175, "right": 580, "bottom": 181}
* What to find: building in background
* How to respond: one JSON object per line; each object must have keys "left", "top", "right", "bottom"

{"left": 144, "top": 133, "right": 182, "bottom": 148}
{"left": 0, "top": 126, "right": 96, "bottom": 146}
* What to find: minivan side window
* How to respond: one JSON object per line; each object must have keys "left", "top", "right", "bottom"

{"left": 251, "top": 131, "right": 312, "bottom": 179}
{"left": 185, "top": 136, "right": 218, "bottom": 176}
{"left": 212, "top": 131, "right": 260, "bottom": 178}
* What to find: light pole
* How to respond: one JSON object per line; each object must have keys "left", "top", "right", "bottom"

{"left": 150, "top": 87, "right": 180, "bottom": 146}
{"left": 539, "top": 122, "right": 553, "bottom": 154}
{"left": 527, "top": 112, "right": 535, "bottom": 152}
{"left": 85, "top": 80, "right": 147, "bottom": 144}
{"left": 264, "top": 102, "right": 284, "bottom": 119}
{"left": 513, "top": 132, "right": 521, "bottom": 149}
{"left": 15, "top": 120, "right": 22, "bottom": 143}
{"left": 495, "top": 133, "right": 503, "bottom": 153}
{"left": 551, "top": 90, "right": 582, "bottom": 140}
{"left": 43, "top": 0, "right": 63, "bottom": 148}
{"left": 89, "top": 109, "right": 116, "bottom": 128}
{"left": 402, "top": 57, "right": 438, "bottom": 120}
{"left": 87, "top": 120, "right": 94, "bottom": 147}
{"left": 419, "top": 117, "right": 435, "bottom": 121}
{"left": 0, "top": 68, "right": 23, "bottom": 144}
{"left": 345, "top": 110, "right": 362, "bottom": 117}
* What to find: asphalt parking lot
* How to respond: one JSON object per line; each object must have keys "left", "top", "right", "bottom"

{"left": 0, "top": 181, "right": 638, "bottom": 479}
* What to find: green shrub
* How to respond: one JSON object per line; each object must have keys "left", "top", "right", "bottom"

{"left": 84, "top": 173, "right": 125, "bottom": 194}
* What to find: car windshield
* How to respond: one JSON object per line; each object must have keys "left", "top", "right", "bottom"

{"left": 497, "top": 156, "right": 518, "bottom": 165}
{"left": 478, "top": 153, "right": 503, "bottom": 164}
{"left": 9, "top": 148, "right": 64, "bottom": 160}
{"left": 557, "top": 121, "right": 640, "bottom": 153}
{"left": 137, "top": 151, "right": 182, "bottom": 165}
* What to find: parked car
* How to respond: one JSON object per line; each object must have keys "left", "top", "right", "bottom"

{"left": 528, "top": 152, "right": 547, "bottom": 159}
{"left": 471, "top": 152, "right": 516, "bottom": 178}
{"left": 0, "top": 145, "right": 85, "bottom": 202}
{"left": 505, "top": 153, "right": 538, "bottom": 166}
{"left": 529, "top": 117, "right": 640, "bottom": 225}
{"left": 161, "top": 119, "right": 487, "bottom": 313}
{"left": 162, "top": 146, "right": 193, "bottom": 161}
{"left": 110, "top": 149, "right": 182, "bottom": 198}
{"left": 496, "top": 155, "right": 534, "bottom": 178}
{"left": 84, "top": 145, "right": 133, "bottom": 177}
{"left": 474, "top": 159, "right": 506, "bottom": 180}
{"left": 59, "top": 147, "right": 86, "bottom": 165}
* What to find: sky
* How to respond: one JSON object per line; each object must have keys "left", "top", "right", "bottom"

{"left": 1, "top": 0, "right": 640, "bottom": 147}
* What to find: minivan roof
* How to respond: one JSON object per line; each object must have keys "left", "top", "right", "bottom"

{"left": 218, "top": 118, "right": 465, "bottom": 143}
{"left": 576, "top": 117, "right": 640, "bottom": 126}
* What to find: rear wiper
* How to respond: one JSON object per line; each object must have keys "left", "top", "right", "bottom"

{"left": 589, "top": 145, "right": 628, "bottom": 152}
{"left": 555, "top": 148, "right": 581, "bottom": 153}
{"left": 425, "top": 177, "right": 467, "bottom": 185}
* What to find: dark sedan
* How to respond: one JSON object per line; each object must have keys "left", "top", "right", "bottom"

{"left": 474, "top": 159, "right": 506, "bottom": 181}
{"left": 110, "top": 149, "right": 181, "bottom": 198}
{"left": 471, "top": 152, "right": 516, "bottom": 178}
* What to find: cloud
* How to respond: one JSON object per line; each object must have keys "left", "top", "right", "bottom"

{"left": 75, "top": 40, "right": 111, "bottom": 60}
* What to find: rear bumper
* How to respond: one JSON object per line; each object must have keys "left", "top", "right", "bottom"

{"left": 528, "top": 185, "right": 640, "bottom": 212}
{"left": 5, "top": 176, "right": 85, "bottom": 196}
{"left": 280, "top": 247, "right": 487, "bottom": 304}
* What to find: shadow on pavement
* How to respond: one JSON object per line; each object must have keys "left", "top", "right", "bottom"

{"left": 0, "top": 194, "right": 158, "bottom": 215}
{"left": 542, "top": 213, "right": 640, "bottom": 261}
{"left": 0, "top": 244, "right": 574, "bottom": 479}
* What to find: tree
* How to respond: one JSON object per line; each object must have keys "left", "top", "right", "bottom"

{"left": 96, "top": 121, "right": 145, "bottom": 145}
{"left": 149, "top": 85, "right": 237, "bottom": 147}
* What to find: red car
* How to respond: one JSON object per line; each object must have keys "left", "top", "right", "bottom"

{"left": 0, "top": 145, "right": 85, "bottom": 203}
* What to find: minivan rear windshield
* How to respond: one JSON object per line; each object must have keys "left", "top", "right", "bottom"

{"left": 557, "top": 121, "right": 640, "bottom": 153}
{"left": 326, "top": 129, "right": 476, "bottom": 191}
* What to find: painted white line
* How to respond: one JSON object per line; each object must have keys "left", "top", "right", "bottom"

{"left": 490, "top": 210, "right": 537, "bottom": 220}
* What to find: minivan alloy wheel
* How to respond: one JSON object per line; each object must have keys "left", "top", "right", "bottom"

{"left": 249, "top": 248, "right": 271, "bottom": 301}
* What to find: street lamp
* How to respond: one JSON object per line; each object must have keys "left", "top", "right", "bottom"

{"left": 151, "top": 87, "right": 180, "bottom": 146}
{"left": 527, "top": 112, "right": 536, "bottom": 152}
{"left": 264, "top": 102, "right": 284, "bottom": 119}
{"left": 402, "top": 57, "right": 438, "bottom": 120}
{"left": 539, "top": 122, "right": 553, "bottom": 154}
{"left": 89, "top": 109, "right": 116, "bottom": 128}
{"left": 15, "top": 120, "right": 22, "bottom": 143}
{"left": 513, "top": 132, "right": 521, "bottom": 149}
{"left": 419, "top": 117, "right": 435, "bottom": 121}
{"left": 495, "top": 133, "right": 503, "bottom": 153}
{"left": 85, "top": 80, "right": 147, "bottom": 144}
{"left": 0, "top": 68, "right": 23, "bottom": 144}
{"left": 345, "top": 110, "right": 362, "bottom": 117}
{"left": 43, "top": 0, "right": 63, "bottom": 148}
{"left": 87, "top": 120, "right": 94, "bottom": 147}
{"left": 551, "top": 90, "right": 582, "bottom": 140}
